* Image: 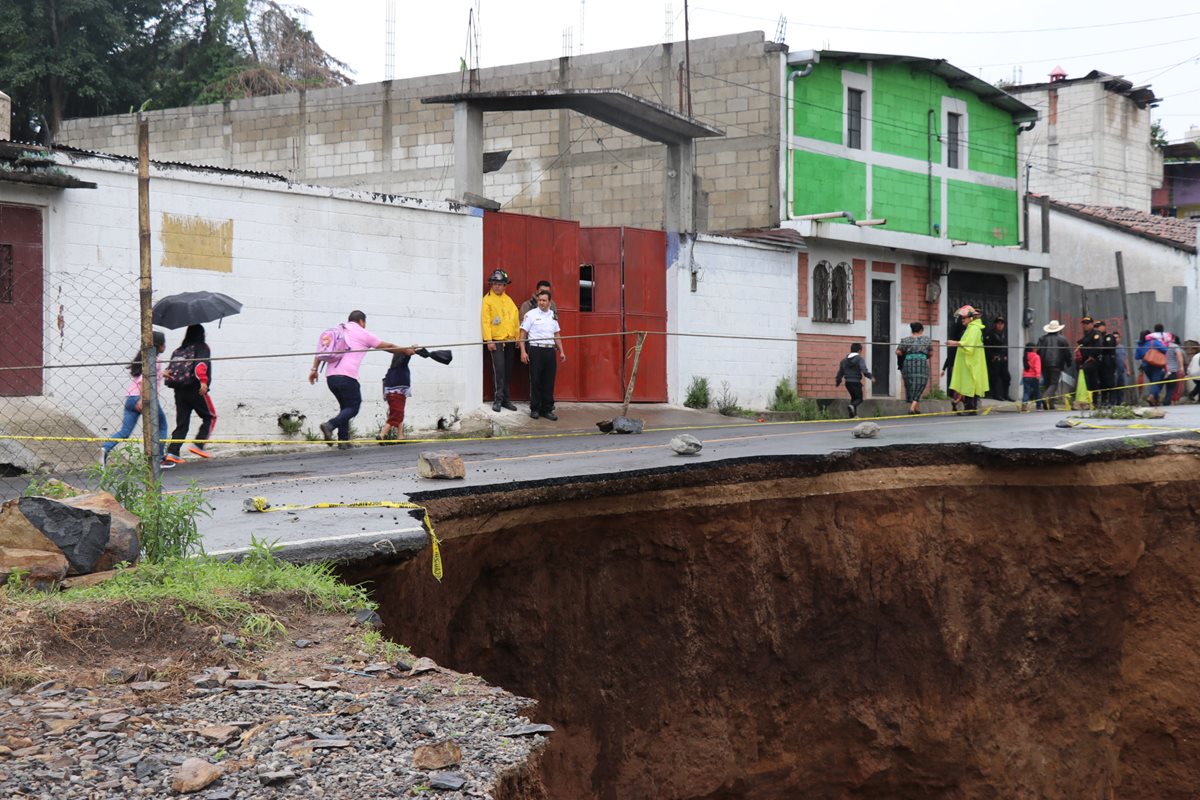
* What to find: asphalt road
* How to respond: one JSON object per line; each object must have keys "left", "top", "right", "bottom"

{"left": 161, "top": 404, "right": 1200, "bottom": 556}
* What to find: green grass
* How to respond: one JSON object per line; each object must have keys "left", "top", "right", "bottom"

{"left": 684, "top": 376, "right": 710, "bottom": 410}
{"left": 925, "top": 386, "right": 950, "bottom": 400}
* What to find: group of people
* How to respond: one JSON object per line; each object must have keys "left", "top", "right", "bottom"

{"left": 102, "top": 324, "right": 216, "bottom": 469}
{"left": 481, "top": 270, "right": 566, "bottom": 421}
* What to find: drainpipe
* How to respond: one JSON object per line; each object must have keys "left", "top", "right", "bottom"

{"left": 927, "top": 109, "right": 935, "bottom": 237}
{"left": 784, "top": 61, "right": 816, "bottom": 222}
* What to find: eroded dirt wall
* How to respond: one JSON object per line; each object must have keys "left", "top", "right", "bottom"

{"left": 344, "top": 453, "right": 1200, "bottom": 799}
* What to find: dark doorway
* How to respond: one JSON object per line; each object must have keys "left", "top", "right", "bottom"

{"left": 0, "top": 205, "right": 43, "bottom": 396}
{"left": 871, "top": 280, "right": 892, "bottom": 396}
{"left": 948, "top": 271, "right": 1009, "bottom": 328}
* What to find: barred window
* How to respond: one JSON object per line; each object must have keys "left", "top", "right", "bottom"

{"left": 813, "top": 260, "right": 852, "bottom": 323}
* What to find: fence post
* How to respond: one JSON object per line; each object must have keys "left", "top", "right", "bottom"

{"left": 620, "top": 331, "right": 648, "bottom": 419}
{"left": 1115, "top": 251, "right": 1135, "bottom": 405}
{"left": 137, "top": 116, "right": 160, "bottom": 478}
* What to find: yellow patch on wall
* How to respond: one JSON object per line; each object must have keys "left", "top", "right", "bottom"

{"left": 159, "top": 214, "right": 233, "bottom": 272}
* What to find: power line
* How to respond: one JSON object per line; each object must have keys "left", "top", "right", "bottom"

{"left": 965, "top": 36, "right": 1200, "bottom": 69}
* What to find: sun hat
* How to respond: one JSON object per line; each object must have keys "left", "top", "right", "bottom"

{"left": 1042, "top": 320, "right": 1065, "bottom": 333}
{"left": 955, "top": 305, "right": 974, "bottom": 318}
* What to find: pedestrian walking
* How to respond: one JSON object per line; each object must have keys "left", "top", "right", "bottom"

{"left": 1188, "top": 350, "right": 1200, "bottom": 402}
{"left": 1021, "top": 343, "right": 1042, "bottom": 411}
{"left": 947, "top": 306, "right": 989, "bottom": 413}
{"left": 519, "top": 289, "right": 566, "bottom": 421}
{"left": 1035, "top": 320, "right": 1070, "bottom": 410}
{"left": 481, "top": 269, "right": 520, "bottom": 413}
{"left": 308, "top": 310, "right": 414, "bottom": 447}
{"left": 983, "top": 315, "right": 1011, "bottom": 401}
{"left": 1135, "top": 327, "right": 1169, "bottom": 406}
{"left": 163, "top": 324, "right": 216, "bottom": 464}
{"left": 834, "top": 343, "right": 875, "bottom": 418}
{"left": 101, "top": 331, "right": 173, "bottom": 469}
{"left": 895, "top": 321, "right": 931, "bottom": 414}
{"left": 1168, "top": 334, "right": 1186, "bottom": 405}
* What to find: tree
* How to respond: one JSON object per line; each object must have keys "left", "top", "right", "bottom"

{"left": 1151, "top": 120, "right": 1168, "bottom": 150}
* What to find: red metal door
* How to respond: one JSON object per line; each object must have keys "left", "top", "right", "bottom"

{"left": 482, "top": 212, "right": 580, "bottom": 401}
{"left": 576, "top": 228, "right": 625, "bottom": 401}
{"left": 0, "top": 205, "right": 43, "bottom": 396}
{"left": 619, "top": 228, "right": 667, "bottom": 402}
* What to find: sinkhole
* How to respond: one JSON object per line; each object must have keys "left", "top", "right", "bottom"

{"left": 339, "top": 444, "right": 1200, "bottom": 800}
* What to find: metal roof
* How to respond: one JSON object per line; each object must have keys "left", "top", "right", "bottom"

{"left": 1008, "top": 70, "right": 1160, "bottom": 110}
{"left": 789, "top": 50, "right": 1039, "bottom": 123}
{"left": 421, "top": 89, "right": 724, "bottom": 144}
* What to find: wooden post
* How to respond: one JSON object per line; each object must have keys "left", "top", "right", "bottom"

{"left": 620, "top": 331, "right": 648, "bottom": 419}
{"left": 1115, "top": 251, "right": 1135, "bottom": 405}
{"left": 137, "top": 117, "right": 159, "bottom": 476}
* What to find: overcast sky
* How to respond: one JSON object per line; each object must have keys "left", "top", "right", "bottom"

{"left": 295, "top": 0, "right": 1200, "bottom": 141}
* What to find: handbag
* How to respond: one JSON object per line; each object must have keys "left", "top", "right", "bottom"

{"left": 1144, "top": 346, "right": 1167, "bottom": 369}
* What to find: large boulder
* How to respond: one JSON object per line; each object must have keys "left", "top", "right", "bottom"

{"left": 18, "top": 492, "right": 140, "bottom": 575}
{"left": 0, "top": 547, "right": 69, "bottom": 588}
{"left": 0, "top": 499, "right": 60, "bottom": 552}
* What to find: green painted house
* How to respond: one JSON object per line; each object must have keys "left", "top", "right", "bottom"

{"left": 786, "top": 51, "right": 1037, "bottom": 246}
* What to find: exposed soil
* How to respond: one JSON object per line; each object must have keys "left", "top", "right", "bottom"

{"left": 344, "top": 443, "right": 1200, "bottom": 799}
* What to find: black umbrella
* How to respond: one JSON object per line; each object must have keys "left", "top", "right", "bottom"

{"left": 152, "top": 291, "right": 243, "bottom": 329}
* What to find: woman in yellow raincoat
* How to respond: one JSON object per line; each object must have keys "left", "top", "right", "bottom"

{"left": 948, "top": 306, "right": 989, "bottom": 413}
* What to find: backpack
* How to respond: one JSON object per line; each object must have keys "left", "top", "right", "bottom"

{"left": 163, "top": 344, "right": 197, "bottom": 389}
{"left": 315, "top": 323, "right": 350, "bottom": 372}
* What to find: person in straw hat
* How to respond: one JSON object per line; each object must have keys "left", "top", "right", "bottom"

{"left": 1035, "top": 319, "right": 1071, "bottom": 410}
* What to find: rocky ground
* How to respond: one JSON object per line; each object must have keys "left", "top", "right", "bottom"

{"left": 0, "top": 599, "right": 547, "bottom": 799}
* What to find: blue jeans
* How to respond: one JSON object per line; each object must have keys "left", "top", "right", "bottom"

{"left": 1022, "top": 376, "right": 1040, "bottom": 403}
{"left": 326, "top": 375, "right": 362, "bottom": 441}
{"left": 1144, "top": 365, "right": 1166, "bottom": 401}
{"left": 103, "top": 395, "right": 167, "bottom": 459}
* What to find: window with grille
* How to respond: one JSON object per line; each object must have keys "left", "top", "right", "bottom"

{"left": 947, "top": 112, "right": 962, "bottom": 169}
{"left": 847, "top": 89, "right": 864, "bottom": 150}
{"left": 813, "top": 260, "right": 852, "bottom": 323}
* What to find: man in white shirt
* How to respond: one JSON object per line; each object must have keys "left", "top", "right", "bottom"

{"left": 519, "top": 290, "right": 566, "bottom": 421}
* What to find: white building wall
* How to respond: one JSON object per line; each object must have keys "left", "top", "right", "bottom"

{"left": 666, "top": 235, "right": 797, "bottom": 410}
{"left": 1028, "top": 209, "right": 1199, "bottom": 338}
{"left": 2, "top": 153, "right": 482, "bottom": 443}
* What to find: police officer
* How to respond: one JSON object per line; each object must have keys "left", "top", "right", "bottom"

{"left": 1077, "top": 316, "right": 1105, "bottom": 405}
{"left": 1094, "top": 319, "right": 1118, "bottom": 406}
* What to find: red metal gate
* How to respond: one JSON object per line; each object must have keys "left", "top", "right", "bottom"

{"left": 0, "top": 205, "right": 44, "bottom": 396}
{"left": 482, "top": 212, "right": 666, "bottom": 403}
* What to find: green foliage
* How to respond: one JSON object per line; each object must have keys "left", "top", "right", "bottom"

{"left": 715, "top": 381, "right": 741, "bottom": 416}
{"left": 684, "top": 376, "right": 710, "bottom": 409}
{"left": 277, "top": 411, "right": 306, "bottom": 436}
{"left": 768, "top": 378, "right": 802, "bottom": 411}
{"left": 90, "top": 446, "right": 210, "bottom": 563}
{"left": 21, "top": 474, "right": 81, "bottom": 500}
{"left": 353, "top": 629, "right": 410, "bottom": 663}
{"left": 4, "top": 569, "right": 31, "bottom": 593}
{"left": 925, "top": 386, "right": 950, "bottom": 400}
{"left": 1092, "top": 405, "right": 1138, "bottom": 420}
{"left": 1151, "top": 120, "right": 1168, "bottom": 150}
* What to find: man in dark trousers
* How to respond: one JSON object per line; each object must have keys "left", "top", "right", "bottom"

{"left": 984, "top": 315, "right": 1011, "bottom": 401}
{"left": 835, "top": 343, "right": 875, "bottom": 419}
{"left": 1077, "top": 316, "right": 1104, "bottom": 405}
{"left": 1035, "top": 319, "right": 1071, "bottom": 410}
{"left": 518, "top": 279, "right": 558, "bottom": 322}
{"left": 1094, "top": 319, "right": 1118, "bottom": 406}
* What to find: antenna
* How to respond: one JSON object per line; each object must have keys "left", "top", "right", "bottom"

{"left": 773, "top": 14, "right": 787, "bottom": 44}
{"left": 665, "top": 3, "right": 673, "bottom": 40}
{"left": 563, "top": 27, "right": 573, "bottom": 58}
{"left": 579, "top": 0, "right": 585, "bottom": 55}
{"left": 384, "top": 0, "right": 396, "bottom": 80}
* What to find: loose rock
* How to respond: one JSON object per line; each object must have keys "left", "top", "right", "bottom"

{"left": 417, "top": 451, "right": 466, "bottom": 479}
{"left": 169, "top": 758, "right": 222, "bottom": 793}
{"left": 412, "top": 739, "right": 462, "bottom": 769}
{"left": 852, "top": 422, "right": 881, "bottom": 439}
{"left": 611, "top": 415, "right": 644, "bottom": 434}
{"left": 17, "top": 494, "right": 117, "bottom": 574}
{"left": 670, "top": 434, "right": 703, "bottom": 455}
{"left": 1134, "top": 407, "right": 1166, "bottom": 419}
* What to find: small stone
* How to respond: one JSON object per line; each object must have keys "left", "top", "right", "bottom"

{"left": 852, "top": 421, "right": 881, "bottom": 439}
{"left": 293, "top": 639, "right": 313, "bottom": 649}
{"left": 219, "top": 634, "right": 240, "bottom": 648}
{"left": 44, "top": 719, "right": 78, "bottom": 735}
{"left": 135, "top": 758, "right": 164, "bottom": 780}
{"left": 189, "top": 674, "right": 220, "bottom": 690}
{"left": 296, "top": 678, "right": 340, "bottom": 690}
{"left": 309, "top": 738, "right": 351, "bottom": 749}
{"left": 611, "top": 415, "right": 643, "bottom": 434}
{"left": 412, "top": 740, "right": 462, "bottom": 770}
{"left": 102, "top": 668, "right": 126, "bottom": 684}
{"left": 129, "top": 681, "right": 169, "bottom": 693}
{"left": 260, "top": 768, "right": 297, "bottom": 785}
{"left": 417, "top": 451, "right": 466, "bottom": 479}
{"left": 353, "top": 609, "right": 382, "bottom": 628}
{"left": 200, "top": 725, "right": 240, "bottom": 744}
{"left": 429, "top": 772, "right": 467, "bottom": 791}
{"left": 670, "top": 434, "right": 703, "bottom": 455}
{"left": 1134, "top": 406, "right": 1166, "bottom": 418}
{"left": 500, "top": 723, "right": 555, "bottom": 737}
{"left": 408, "top": 657, "right": 438, "bottom": 675}
{"left": 170, "top": 757, "right": 222, "bottom": 793}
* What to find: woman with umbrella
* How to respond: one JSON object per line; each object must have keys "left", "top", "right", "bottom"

{"left": 163, "top": 324, "right": 216, "bottom": 463}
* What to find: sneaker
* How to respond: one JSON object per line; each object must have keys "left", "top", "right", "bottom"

{"left": 501, "top": 400, "right": 518, "bottom": 411}
{"left": 319, "top": 421, "right": 335, "bottom": 445}
{"left": 847, "top": 404, "right": 856, "bottom": 418}
{"left": 159, "top": 460, "right": 176, "bottom": 470}
{"left": 164, "top": 454, "right": 186, "bottom": 465}
{"left": 543, "top": 412, "right": 558, "bottom": 421}
{"left": 188, "top": 446, "right": 211, "bottom": 459}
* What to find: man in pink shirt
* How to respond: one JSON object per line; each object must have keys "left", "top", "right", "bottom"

{"left": 308, "top": 310, "right": 413, "bottom": 447}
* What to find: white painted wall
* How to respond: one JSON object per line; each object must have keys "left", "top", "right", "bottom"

{"left": 2, "top": 152, "right": 482, "bottom": 443}
{"left": 667, "top": 235, "right": 798, "bottom": 410}
{"left": 1027, "top": 207, "right": 1199, "bottom": 338}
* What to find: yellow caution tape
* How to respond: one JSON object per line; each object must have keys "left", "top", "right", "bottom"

{"left": 243, "top": 497, "right": 443, "bottom": 582}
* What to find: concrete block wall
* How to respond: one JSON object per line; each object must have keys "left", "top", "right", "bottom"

{"left": 797, "top": 334, "right": 864, "bottom": 397}
{"left": 2, "top": 152, "right": 482, "bottom": 444}
{"left": 666, "top": 235, "right": 797, "bottom": 410}
{"left": 58, "top": 31, "right": 783, "bottom": 233}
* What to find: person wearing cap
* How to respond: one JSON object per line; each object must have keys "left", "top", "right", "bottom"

{"left": 1035, "top": 320, "right": 1071, "bottom": 410}
{"left": 1076, "top": 316, "right": 1104, "bottom": 407}
{"left": 482, "top": 269, "right": 520, "bottom": 412}
{"left": 941, "top": 307, "right": 968, "bottom": 410}
{"left": 983, "top": 314, "right": 1011, "bottom": 401}
{"left": 1093, "top": 319, "right": 1118, "bottom": 406}
{"left": 946, "top": 306, "right": 989, "bottom": 413}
